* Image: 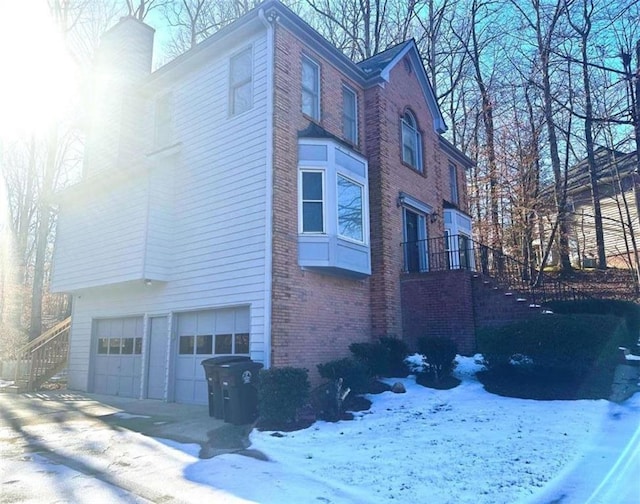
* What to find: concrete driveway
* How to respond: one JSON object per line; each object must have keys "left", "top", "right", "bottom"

{"left": 0, "top": 391, "right": 256, "bottom": 503}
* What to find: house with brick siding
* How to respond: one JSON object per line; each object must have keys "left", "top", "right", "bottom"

{"left": 51, "top": 0, "right": 473, "bottom": 405}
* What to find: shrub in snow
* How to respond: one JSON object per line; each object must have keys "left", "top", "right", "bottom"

{"left": 477, "top": 314, "right": 635, "bottom": 378}
{"left": 310, "top": 378, "right": 351, "bottom": 422}
{"left": 545, "top": 299, "right": 640, "bottom": 339}
{"left": 509, "top": 354, "right": 534, "bottom": 368}
{"left": 349, "top": 336, "right": 410, "bottom": 378}
{"left": 379, "top": 336, "right": 411, "bottom": 377}
{"left": 257, "top": 367, "right": 310, "bottom": 427}
{"left": 405, "top": 353, "right": 426, "bottom": 374}
{"left": 348, "top": 342, "right": 386, "bottom": 377}
{"left": 417, "top": 336, "right": 458, "bottom": 382}
{"left": 317, "top": 357, "right": 370, "bottom": 394}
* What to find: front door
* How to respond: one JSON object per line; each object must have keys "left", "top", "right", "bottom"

{"left": 403, "top": 208, "right": 427, "bottom": 272}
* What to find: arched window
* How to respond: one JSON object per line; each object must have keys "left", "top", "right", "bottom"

{"left": 401, "top": 111, "right": 422, "bottom": 172}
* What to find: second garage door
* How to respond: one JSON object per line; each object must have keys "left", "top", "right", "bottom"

{"left": 174, "top": 307, "right": 250, "bottom": 404}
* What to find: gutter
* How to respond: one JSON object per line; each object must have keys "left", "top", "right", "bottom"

{"left": 259, "top": 7, "right": 274, "bottom": 369}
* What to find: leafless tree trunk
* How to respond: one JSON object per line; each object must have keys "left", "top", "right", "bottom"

{"left": 568, "top": 0, "right": 607, "bottom": 269}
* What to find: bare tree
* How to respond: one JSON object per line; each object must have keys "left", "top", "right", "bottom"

{"left": 160, "top": 0, "right": 261, "bottom": 57}
{"left": 566, "top": 0, "right": 607, "bottom": 269}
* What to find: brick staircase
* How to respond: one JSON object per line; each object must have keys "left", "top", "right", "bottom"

{"left": 400, "top": 236, "right": 591, "bottom": 353}
{"left": 471, "top": 272, "right": 550, "bottom": 330}
{"left": 0, "top": 317, "right": 71, "bottom": 393}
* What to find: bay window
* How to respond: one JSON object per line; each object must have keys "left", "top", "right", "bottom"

{"left": 298, "top": 139, "right": 370, "bottom": 277}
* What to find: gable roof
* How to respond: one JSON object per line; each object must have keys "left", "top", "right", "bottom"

{"left": 566, "top": 147, "right": 636, "bottom": 194}
{"left": 144, "top": 0, "right": 447, "bottom": 134}
{"left": 358, "top": 40, "right": 447, "bottom": 134}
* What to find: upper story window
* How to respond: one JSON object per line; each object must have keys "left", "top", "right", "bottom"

{"left": 302, "top": 56, "right": 320, "bottom": 120}
{"left": 342, "top": 85, "right": 358, "bottom": 144}
{"left": 401, "top": 110, "right": 422, "bottom": 172}
{"left": 154, "top": 92, "right": 173, "bottom": 147}
{"left": 449, "top": 163, "right": 459, "bottom": 205}
{"left": 229, "top": 47, "right": 253, "bottom": 115}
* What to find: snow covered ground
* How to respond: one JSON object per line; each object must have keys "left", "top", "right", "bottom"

{"left": 1, "top": 356, "right": 639, "bottom": 503}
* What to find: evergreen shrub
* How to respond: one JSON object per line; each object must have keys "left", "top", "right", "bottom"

{"left": 416, "top": 336, "right": 457, "bottom": 381}
{"left": 477, "top": 313, "right": 632, "bottom": 377}
{"left": 257, "top": 367, "right": 310, "bottom": 426}
{"left": 349, "top": 337, "right": 410, "bottom": 377}
{"left": 317, "top": 357, "right": 370, "bottom": 394}
{"left": 545, "top": 299, "right": 640, "bottom": 338}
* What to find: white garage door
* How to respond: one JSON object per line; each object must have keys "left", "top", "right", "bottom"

{"left": 175, "top": 307, "right": 250, "bottom": 404}
{"left": 93, "top": 317, "right": 143, "bottom": 397}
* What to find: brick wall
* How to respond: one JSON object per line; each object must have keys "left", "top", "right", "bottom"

{"left": 400, "top": 270, "right": 476, "bottom": 354}
{"left": 366, "top": 57, "right": 455, "bottom": 340}
{"left": 270, "top": 26, "right": 371, "bottom": 382}
{"left": 471, "top": 274, "right": 542, "bottom": 331}
{"left": 401, "top": 271, "right": 545, "bottom": 356}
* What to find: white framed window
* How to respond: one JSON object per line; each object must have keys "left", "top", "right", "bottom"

{"left": 302, "top": 56, "right": 320, "bottom": 120}
{"left": 337, "top": 174, "right": 364, "bottom": 242}
{"left": 449, "top": 163, "right": 459, "bottom": 204}
{"left": 300, "top": 170, "right": 325, "bottom": 233}
{"left": 298, "top": 140, "right": 370, "bottom": 276}
{"left": 229, "top": 47, "right": 253, "bottom": 115}
{"left": 401, "top": 110, "right": 422, "bottom": 172}
{"left": 154, "top": 92, "right": 173, "bottom": 147}
{"left": 342, "top": 85, "right": 358, "bottom": 144}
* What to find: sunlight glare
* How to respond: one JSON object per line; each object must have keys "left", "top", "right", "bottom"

{"left": 0, "top": 1, "right": 78, "bottom": 138}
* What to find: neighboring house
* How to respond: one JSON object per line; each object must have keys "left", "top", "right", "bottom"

{"left": 535, "top": 147, "right": 640, "bottom": 269}
{"left": 51, "top": 0, "right": 473, "bottom": 405}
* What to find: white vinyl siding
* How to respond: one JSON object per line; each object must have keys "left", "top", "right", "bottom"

{"left": 57, "top": 33, "right": 270, "bottom": 394}
{"left": 52, "top": 178, "right": 149, "bottom": 290}
{"left": 154, "top": 92, "right": 173, "bottom": 147}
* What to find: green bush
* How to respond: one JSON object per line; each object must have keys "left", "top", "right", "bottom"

{"left": 317, "top": 357, "right": 370, "bottom": 394}
{"left": 379, "top": 336, "right": 410, "bottom": 377}
{"left": 349, "top": 337, "right": 410, "bottom": 377}
{"left": 349, "top": 342, "right": 388, "bottom": 376}
{"left": 545, "top": 299, "right": 640, "bottom": 338}
{"left": 477, "top": 314, "right": 633, "bottom": 377}
{"left": 257, "top": 367, "right": 310, "bottom": 426}
{"left": 416, "top": 336, "right": 457, "bottom": 381}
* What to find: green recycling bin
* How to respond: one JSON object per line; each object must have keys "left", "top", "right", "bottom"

{"left": 201, "top": 356, "right": 251, "bottom": 418}
{"left": 218, "top": 360, "right": 264, "bottom": 425}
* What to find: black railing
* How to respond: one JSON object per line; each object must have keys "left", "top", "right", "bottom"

{"left": 401, "top": 235, "right": 587, "bottom": 305}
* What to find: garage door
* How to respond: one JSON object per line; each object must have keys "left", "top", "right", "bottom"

{"left": 175, "top": 307, "right": 250, "bottom": 404}
{"left": 93, "top": 317, "right": 143, "bottom": 397}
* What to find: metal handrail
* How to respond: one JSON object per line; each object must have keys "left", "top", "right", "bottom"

{"left": 400, "top": 235, "right": 587, "bottom": 304}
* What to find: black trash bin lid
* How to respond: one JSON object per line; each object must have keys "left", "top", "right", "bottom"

{"left": 201, "top": 355, "right": 251, "bottom": 368}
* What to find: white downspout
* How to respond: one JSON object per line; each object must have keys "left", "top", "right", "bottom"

{"left": 258, "top": 8, "right": 274, "bottom": 368}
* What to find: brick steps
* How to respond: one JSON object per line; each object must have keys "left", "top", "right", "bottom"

{"left": 472, "top": 273, "right": 545, "bottom": 329}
